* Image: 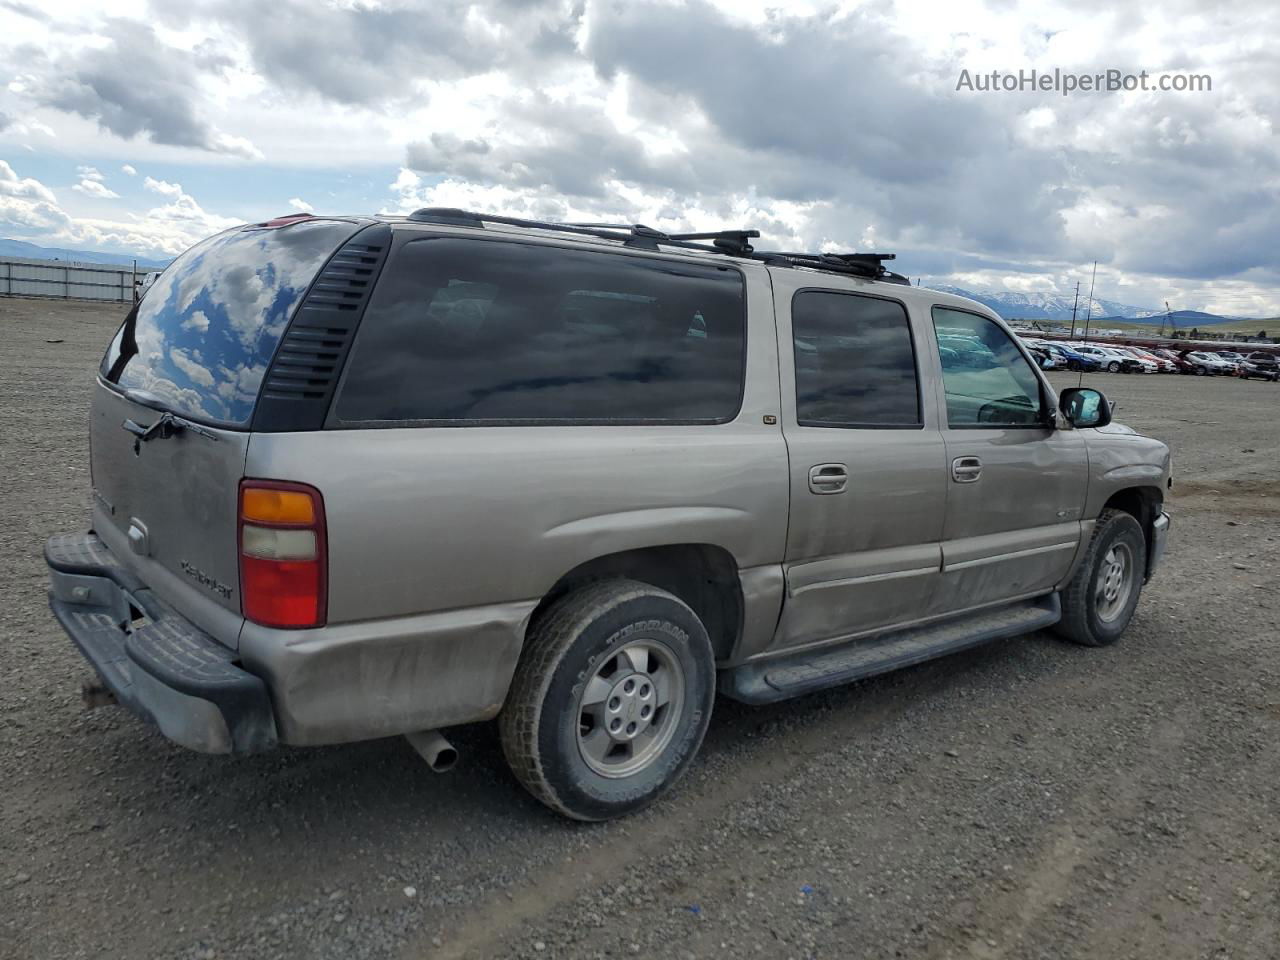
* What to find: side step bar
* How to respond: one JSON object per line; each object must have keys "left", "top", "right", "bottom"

{"left": 720, "top": 594, "right": 1061, "bottom": 705}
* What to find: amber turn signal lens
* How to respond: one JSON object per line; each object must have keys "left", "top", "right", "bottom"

{"left": 241, "top": 488, "right": 316, "bottom": 525}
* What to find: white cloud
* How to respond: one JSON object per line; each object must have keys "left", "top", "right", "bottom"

{"left": 0, "top": 0, "right": 1276, "bottom": 312}
{"left": 77, "top": 165, "right": 105, "bottom": 181}
{"left": 183, "top": 309, "right": 210, "bottom": 333}
{"left": 72, "top": 178, "right": 120, "bottom": 199}
{"left": 287, "top": 196, "right": 313, "bottom": 212}
{"left": 1, "top": 160, "right": 69, "bottom": 230}
{"left": 0, "top": 159, "right": 234, "bottom": 257}
{"left": 169, "top": 347, "right": 215, "bottom": 388}
{"left": 1, "top": 159, "right": 58, "bottom": 204}
{"left": 143, "top": 176, "right": 183, "bottom": 197}
{"left": 218, "top": 134, "right": 262, "bottom": 161}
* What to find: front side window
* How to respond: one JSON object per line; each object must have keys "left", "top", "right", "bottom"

{"left": 791, "top": 290, "right": 920, "bottom": 428}
{"left": 932, "top": 306, "right": 1044, "bottom": 427}
{"left": 335, "top": 238, "right": 746, "bottom": 423}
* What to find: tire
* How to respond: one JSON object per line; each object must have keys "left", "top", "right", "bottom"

{"left": 1107, "top": 361, "right": 1121, "bottom": 373}
{"left": 1054, "top": 508, "right": 1147, "bottom": 647}
{"left": 1195, "top": 365, "right": 1207, "bottom": 376}
{"left": 1067, "top": 359, "right": 1081, "bottom": 372}
{"left": 500, "top": 579, "right": 715, "bottom": 821}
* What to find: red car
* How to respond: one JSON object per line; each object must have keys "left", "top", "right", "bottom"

{"left": 1151, "top": 348, "right": 1196, "bottom": 374}
{"left": 1127, "top": 347, "right": 1176, "bottom": 372}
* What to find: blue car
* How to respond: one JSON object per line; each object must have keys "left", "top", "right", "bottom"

{"left": 1037, "top": 342, "right": 1103, "bottom": 372}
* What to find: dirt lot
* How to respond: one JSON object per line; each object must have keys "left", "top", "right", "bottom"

{"left": 2, "top": 296, "right": 1278, "bottom": 960}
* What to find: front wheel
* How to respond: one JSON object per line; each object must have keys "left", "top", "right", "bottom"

{"left": 1195, "top": 365, "right": 1207, "bottom": 376}
{"left": 1054, "top": 509, "right": 1147, "bottom": 647}
{"left": 1107, "top": 361, "right": 1121, "bottom": 373}
{"left": 1067, "top": 359, "right": 1081, "bottom": 372}
{"left": 500, "top": 579, "right": 715, "bottom": 820}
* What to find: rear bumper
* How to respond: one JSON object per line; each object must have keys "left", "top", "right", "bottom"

{"left": 45, "top": 533, "right": 277, "bottom": 754}
{"left": 47, "top": 531, "right": 534, "bottom": 750}
{"left": 1146, "top": 511, "right": 1170, "bottom": 581}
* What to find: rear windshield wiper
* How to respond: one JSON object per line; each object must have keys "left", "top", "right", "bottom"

{"left": 104, "top": 300, "right": 141, "bottom": 384}
{"left": 122, "top": 411, "right": 220, "bottom": 453}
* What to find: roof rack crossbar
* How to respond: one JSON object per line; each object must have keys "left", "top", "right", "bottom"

{"left": 756, "top": 250, "right": 909, "bottom": 284}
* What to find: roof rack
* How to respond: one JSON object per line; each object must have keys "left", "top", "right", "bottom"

{"left": 756, "top": 251, "right": 910, "bottom": 285}
{"left": 404, "top": 208, "right": 906, "bottom": 282}
{"left": 405, "top": 208, "right": 749, "bottom": 253}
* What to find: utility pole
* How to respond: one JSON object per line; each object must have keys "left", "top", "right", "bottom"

{"left": 1162, "top": 300, "right": 1172, "bottom": 339}
{"left": 1081, "top": 261, "right": 1097, "bottom": 341}
{"left": 1069, "top": 280, "right": 1080, "bottom": 339}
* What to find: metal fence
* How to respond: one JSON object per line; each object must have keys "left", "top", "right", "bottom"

{"left": 0, "top": 256, "right": 142, "bottom": 302}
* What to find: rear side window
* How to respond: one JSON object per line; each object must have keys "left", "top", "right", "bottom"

{"left": 101, "top": 219, "right": 359, "bottom": 426}
{"left": 791, "top": 290, "right": 920, "bottom": 428}
{"left": 334, "top": 238, "right": 746, "bottom": 423}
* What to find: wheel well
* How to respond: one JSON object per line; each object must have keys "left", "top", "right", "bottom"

{"left": 529, "top": 545, "right": 744, "bottom": 661}
{"left": 1103, "top": 486, "right": 1163, "bottom": 557}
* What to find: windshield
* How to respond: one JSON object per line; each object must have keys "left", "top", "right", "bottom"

{"left": 101, "top": 219, "right": 359, "bottom": 426}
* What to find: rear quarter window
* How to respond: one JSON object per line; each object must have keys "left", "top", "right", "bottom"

{"left": 102, "top": 219, "right": 359, "bottom": 426}
{"left": 334, "top": 237, "right": 747, "bottom": 424}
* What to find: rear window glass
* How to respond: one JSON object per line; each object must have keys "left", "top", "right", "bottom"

{"left": 334, "top": 238, "right": 746, "bottom": 423}
{"left": 101, "top": 219, "right": 357, "bottom": 426}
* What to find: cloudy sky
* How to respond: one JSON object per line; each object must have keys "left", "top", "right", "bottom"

{"left": 0, "top": 0, "right": 1277, "bottom": 314}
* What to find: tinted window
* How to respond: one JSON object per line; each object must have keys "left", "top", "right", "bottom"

{"left": 102, "top": 220, "right": 357, "bottom": 425}
{"left": 791, "top": 290, "right": 919, "bottom": 427}
{"left": 335, "top": 238, "right": 745, "bottom": 423}
{"left": 932, "top": 306, "right": 1043, "bottom": 426}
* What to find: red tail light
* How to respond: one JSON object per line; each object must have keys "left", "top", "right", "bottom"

{"left": 238, "top": 479, "right": 327, "bottom": 628}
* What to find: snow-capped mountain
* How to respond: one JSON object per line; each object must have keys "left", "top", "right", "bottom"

{"left": 924, "top": 285, "right": 1161, "bottom": 323}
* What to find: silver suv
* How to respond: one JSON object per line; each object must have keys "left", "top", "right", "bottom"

{"left": 46, "top": 210, "right": 1171, "bottom": 820}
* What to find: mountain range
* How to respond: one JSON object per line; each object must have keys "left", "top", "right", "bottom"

{"left": 0, "top": 237, "right": 171, "bottom": 269}
{"left": 922, "top": 285, "right": 1260, "bottom": 327}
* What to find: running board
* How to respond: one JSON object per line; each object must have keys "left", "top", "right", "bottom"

{"left": 720, "top": 594, "right": 1061, "bottom": 705}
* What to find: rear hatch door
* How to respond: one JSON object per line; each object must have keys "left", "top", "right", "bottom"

{"left": 90, "top": 217, "right": 365, "bottom": 645}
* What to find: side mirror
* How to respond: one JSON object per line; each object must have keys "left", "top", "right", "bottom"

{"left": 1059, "top": 387, "right": 1112, "bottom": 428}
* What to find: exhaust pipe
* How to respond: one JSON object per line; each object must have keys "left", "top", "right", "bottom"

{"left": 405, "top": 729, "right": 458, "bottom": 773}
{"left": 82, "top": 677, "right": 117, "bottom": 709}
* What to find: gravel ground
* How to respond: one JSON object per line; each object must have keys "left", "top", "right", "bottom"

{"left": 2, "top": 296, "right": 1278, "bottom": 960}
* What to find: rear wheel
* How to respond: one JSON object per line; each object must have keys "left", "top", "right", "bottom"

{"left": 500, "top": 579, "right": 715, "bottom": 820}
{"left": 1195, "top": 365, "right": 1207, "bottom": 376}
{"left": 1054, "top": 509, "right": 1147, "bottom": 647}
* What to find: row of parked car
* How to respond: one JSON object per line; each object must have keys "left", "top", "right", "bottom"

{"left": 1019, "top": 337, "right": 1280, "bottom": 381}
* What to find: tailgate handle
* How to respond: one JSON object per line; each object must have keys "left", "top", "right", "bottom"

{"left": 122, "top": 418, "right": 151, "bottom": 439}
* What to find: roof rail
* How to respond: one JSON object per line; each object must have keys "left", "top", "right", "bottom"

{"left": 406, "top": 207, "right": 485, "bottom": 227}
{"left": 407, "top": 208, "right": 752, "bottom": 253}
{"left": 402, "top": 208, "right": 904, "bottom": 282}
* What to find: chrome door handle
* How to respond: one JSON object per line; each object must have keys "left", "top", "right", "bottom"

{"left": 951, "top": 456, "right": 982, "bottom": 483}
{"left": 809, "top": 463, "right": 848, "bottom": 495}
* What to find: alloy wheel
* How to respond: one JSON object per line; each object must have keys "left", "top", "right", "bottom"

{"left": 576, "top": 639, "right": 685, "bottom": 778}
{"left": 1095, "top": 542, "right": 1135, "bottom": 623}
